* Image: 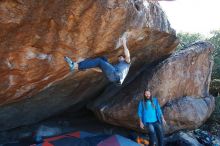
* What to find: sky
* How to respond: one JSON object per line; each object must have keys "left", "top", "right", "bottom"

{"left": 159, "top": 0, "right": 220, "bottom": 36}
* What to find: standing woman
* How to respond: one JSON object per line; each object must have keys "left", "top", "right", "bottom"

{"left": 137, "top": 90, "right": 166, "bottom": 146}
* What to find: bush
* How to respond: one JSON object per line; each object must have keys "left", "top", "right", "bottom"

{"left": 210, "top": 79, "right": 220, "bottom": 96}
{"left": 213, "top": 96, "right": 220, "bottom": 119}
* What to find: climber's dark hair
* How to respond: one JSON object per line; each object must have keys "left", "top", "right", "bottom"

{"left": 143, "top": 89, "right": 155, "bottom": 109}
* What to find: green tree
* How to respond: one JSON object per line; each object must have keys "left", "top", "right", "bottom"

{"left": 208, "top": 30, "right": 220, "bottom": 79}
{"left": 176, "top": 32, "right": 204, "bottom": 50}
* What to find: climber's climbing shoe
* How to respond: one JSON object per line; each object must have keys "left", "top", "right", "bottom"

{"left": 64, "top": 56, "right": 75, "bottom": 72}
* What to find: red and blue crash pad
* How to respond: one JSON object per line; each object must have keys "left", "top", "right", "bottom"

{"left": 32, "top": 131, "right": 140, "bottom": 146}
{"left": 97, "top": 135, "right": 141, "bottom": 146}
{"left": 43, "top": 131, "right": 95, "bottom": 142}
{"left": 32, "top": 131, "right": 96, "bottom": 146}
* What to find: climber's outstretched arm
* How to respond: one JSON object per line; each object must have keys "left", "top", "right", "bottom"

{"left": 122, "top": 37, "right": 131, "bottom": 63}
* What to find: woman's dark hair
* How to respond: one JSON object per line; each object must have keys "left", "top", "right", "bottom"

{"left": 143, "top": 90, "right": 155, "bottom": 109}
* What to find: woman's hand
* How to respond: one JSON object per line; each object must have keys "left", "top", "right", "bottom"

{"left": 140, "top": 121, "right": 144, "bottom": 129}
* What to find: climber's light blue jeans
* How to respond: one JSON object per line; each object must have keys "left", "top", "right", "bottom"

{"left": 78, "top": 57, "right": 120, "bottom": 82}
{"left": 145, "top": 122, "right": 164, "bottom": 146}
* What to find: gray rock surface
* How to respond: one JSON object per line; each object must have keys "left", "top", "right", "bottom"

{"left": 89, "top": 42, "right": 215, "bottom": 133}
{"left": 165, "top": 132, "right": 203, "bottom": 146}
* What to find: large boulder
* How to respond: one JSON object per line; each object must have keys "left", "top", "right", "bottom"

{"left": 164, "top": 95, "right": 215, "bottom": 133}
{"left": 0, "top": 0, "right": 178, "bottom": 131}
{"left": 89, "top": 42, "right": 215, "bottom": 133}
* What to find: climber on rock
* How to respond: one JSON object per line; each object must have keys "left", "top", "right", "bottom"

{"left": 64, "top": 36, "right": 131, "bottom": 86}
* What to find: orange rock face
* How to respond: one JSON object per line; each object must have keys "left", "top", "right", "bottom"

{"left": 0, "top": 0, "right": 177, "bottom": 106}
{"left": 0, "top": 0, "right": 177, "bottom": 131}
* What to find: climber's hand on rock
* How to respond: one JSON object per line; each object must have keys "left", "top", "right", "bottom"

{"left": 122, "top": 36, "right": 127, "bottom": 45}
{"left": 119, "top": 36, "right": 125, "bottom": 42}
{"left": 119, "top": 33, "right": 127, "bottom": 45}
